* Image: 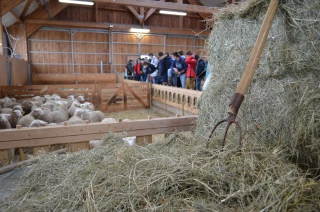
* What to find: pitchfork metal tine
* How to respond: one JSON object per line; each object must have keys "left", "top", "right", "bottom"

{"left": 208, "top": 119, "right": 227, "bottom": 140}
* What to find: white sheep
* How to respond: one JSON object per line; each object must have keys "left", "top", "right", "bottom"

{"left": 29, "top": 119, "right": 59, "bottom": 127}
{"left": 0, "top": 107, "right": 13, "bottom": 114}
{"left": 101, "top": 118, "right": 118, "bottom": 123}
{"left": 67, "top": 108, "right": 86, "bottom": 125}
{"left": 13, "top": 105, "right": 24, "bottom": 113}
{"left": 82, "top": 110, "right": 105, "bottom": 123}
{"left": 47, "top": 102, "right": 68, "bottom": 123}
{"left": 21, "top": 100, "right": 42, "bottom": 114}
{"left": 123, "top": 137, "right": 136, "bottom": 146}
{"left": 68, "top": 101, "right": 81, "bottom": 117}
{"left": 32, "top": 96, "right": 45, "bottom": 103}
{"left": 17, "top": 108, "right": 45, "bottom": 127}
{"left": 0, "top": 113, "right": 12, "bottom": 130}
{"left": 80, "top": 102, "right": 95, "bottom": 111}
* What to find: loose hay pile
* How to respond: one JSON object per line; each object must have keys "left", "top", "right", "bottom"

{"left": 1, "top": 0, "right": 320, "bottom": 211}
{"left": 1, "top": 133, "right": 320, "bottom": 211}
{"left": 197, "top": 0, "right": 320, "bottom": 175}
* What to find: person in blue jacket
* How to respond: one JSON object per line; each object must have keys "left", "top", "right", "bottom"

{"left": 171, "top": 52, "right": 188, "bottom": 88}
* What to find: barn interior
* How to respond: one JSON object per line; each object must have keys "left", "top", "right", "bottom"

{"left": 0, "top": 0, "right": 320, "bottom": 211}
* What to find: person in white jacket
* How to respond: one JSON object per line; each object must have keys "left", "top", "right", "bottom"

{"left": 202, "top": 60, "right": 211, "bottom": 91}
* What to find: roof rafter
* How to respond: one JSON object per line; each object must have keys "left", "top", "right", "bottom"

{"left": 1, "top": 0, "right": 25, "bottom": 16}
{"left": 20, "top": 0, "right": 33, "bottom": 19}
{"left": 186, "top": 0, "right": 211, "bottom": 20}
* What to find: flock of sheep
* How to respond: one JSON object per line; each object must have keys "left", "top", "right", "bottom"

{"left": 0, "top": 94, "right": 136, "bottom": 162}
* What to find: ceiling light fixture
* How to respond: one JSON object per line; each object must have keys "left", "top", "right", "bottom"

{"left": 59, "top": 0, "right": 94, "bottom": 6}
{"left": 130, "top": 28, "right": 150, "bottom": 33}
{"left": 159, "top": 10, "right": 187, "bottom": 16}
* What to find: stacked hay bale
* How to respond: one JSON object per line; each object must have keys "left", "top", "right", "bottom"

{"left": 197, "top": 0, "right": 320, "bottom": 174}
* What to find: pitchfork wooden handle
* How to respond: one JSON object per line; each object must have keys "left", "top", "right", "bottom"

{"left": 236, "top": 0, "right": 279, "bottom": 95}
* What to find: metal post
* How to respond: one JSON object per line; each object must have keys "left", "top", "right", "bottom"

{"left": 69, "top": 30, "right": 76, "bottom": 74}
{"left": 100, "top": 60, "right": 103, "bottom": 73}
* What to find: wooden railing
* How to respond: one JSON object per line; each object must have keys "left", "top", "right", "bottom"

{"left": 32, "top": 73, "right": 117, "bottom": 84}
{"left": 0, "top": 116, "right": 197, "bottom": 165}
{"left": 151, "top": 84, "right": 202, "bottom": 115}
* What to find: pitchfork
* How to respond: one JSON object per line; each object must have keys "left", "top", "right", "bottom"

{"left": 209, "top": 0, "right": 279, "bottom": 149}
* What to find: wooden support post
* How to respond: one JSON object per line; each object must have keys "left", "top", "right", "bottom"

{"left": 95, "top": 3, "right": 98, "bottom": 22}
{"left": 69, "top": 121, "right": 90, "bottom": 152}
{"left": 123, "top": 83, "right": 127, "bottom": 110}
{"left": 147, "top": 82, "right": 151, "bottom": 108}
{"left": 16, "top": 125, "right": 26, "bottom": 161}
{"left": 0, "top": 150, "right": 9, "bottom": 166}
{"left": 0, "top": 16, "right": 4, "bottom": 55}
{"left": 136, "top": 116, "right": 153, "bottom": 145}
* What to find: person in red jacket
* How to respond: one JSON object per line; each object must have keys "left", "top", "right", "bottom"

{"left": 185, "top": 51, "right": 197, "bottom": 90}
{"left": 134, "top": 58, "right": 142, "bottom": 81}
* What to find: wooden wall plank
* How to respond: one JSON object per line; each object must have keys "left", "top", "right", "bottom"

{"left": 0, "top": 55, "right": 7, "bottom": 86}
{"left": 11, "top": 58, "right": 28, "bottom": 86}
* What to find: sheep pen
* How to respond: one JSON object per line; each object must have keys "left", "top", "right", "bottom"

{"left": 1, "top": 0, "right": 320, "bottom": 211}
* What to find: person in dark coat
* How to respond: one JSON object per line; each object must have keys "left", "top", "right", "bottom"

{"left": 158, "top": 52, "right": 172, "bottom": 85}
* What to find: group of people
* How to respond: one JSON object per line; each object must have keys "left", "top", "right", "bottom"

{"left": 124, "top": 50, "right": 209, "bottom": 91}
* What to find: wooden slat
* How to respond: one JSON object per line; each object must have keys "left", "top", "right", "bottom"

{"left": 126, "top": 84, "right": 147, "bottom": 108}
{"left": 0, "top": 124, "right": 195, "bottom": 149}
{"left": 0, "top": 116, "right": 197, "bottom": 144}
{"left": 21, "top": 0, "right": 33, "bottom": 19}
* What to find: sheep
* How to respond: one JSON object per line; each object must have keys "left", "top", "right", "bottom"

{"left": 0, "top": 107, "right": 13, "bottom": 114}
{"left": 3, "top": 98, "right": 21, "bottom": 108}
{"left": 32, "top": 96, "right": 45, "bottom": 103}
{"left": 80, "top": 102, "right": 95, "bottom": 112}
{"left": 29, "top": 119, "right": 59, "bottom": 127}
{"left": 21, "top": 100, "right": 42, "bottom": 114}
{"left": 13, "top": 105, "right": 24, "bottom": 113}
{"left": 47, "top": 102, "right": 68, "bottom": 123}
{"left": 17, "top": 108, "right": 45, "bottom": 127}
{"left": 101, "top": 118, "right": 118, "bottom": 123}
{"left": 67, "top": 108, "right": 86, "bottom": 125}
{"left": 0, "top": 113, "right": 12, "bottom": 130}
{"left": 123, "top": 137, "right": 136, "bottom": 146}
{"left": 67, "top": 95, "right": 85, "bottom": 109}
{"left": 82, "top": 110, "right": 105, "bottom": 123}
{"left": 68, "top": 101, "right": 81, "bottom": 117}
{"left": 8, "top": 110, "right": 23, "bottom": 128}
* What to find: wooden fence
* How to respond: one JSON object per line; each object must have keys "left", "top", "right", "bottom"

{"left": 152, "top": 84, "right": 202, "bottom": 115}
{"left": 0, "top": 115, "right": 197, "bottom": 165}
{"left": 0, "top": 82, "right": 150, "bottom": 112}
{"left": 32, "top": 73, "right": 118, "bottom": 84}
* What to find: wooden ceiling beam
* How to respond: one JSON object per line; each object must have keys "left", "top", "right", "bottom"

{"left": 26, "top": 19, "right": 110, "bottom": 29}
{"left": 10, "top": 10, "right": 22, "bottom": 23}
{"left": 1, "top": 0, "right": 25, "bottom": 16}
{"left": 144, "top": 0, "right": 165, "bottom": 21}
{"left": 20, "top": 0, "right": 33, "bottom": 19}
{"left": 94, "top": 0, "right": 215, "bottom": 14}
{"left": 25, "top": 19, "right": 209, "bottom": 36}
{"left": 139, "top": 7, "right": 144, "bottom": 25}
{"left": 25, "top": 0, "right": 69, "bottom": 37}
{"left": 186, "top": 0, "right": 211, "bottom": 20}
{"left": 127, "top": 6, "right": 140, "bottom": 22}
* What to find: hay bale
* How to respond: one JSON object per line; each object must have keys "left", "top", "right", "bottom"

{"left": 1, "top": 133, "right": 320, "bottom": 211}
{"left": 197, "top": 0, "right": 320, "bottom": 173}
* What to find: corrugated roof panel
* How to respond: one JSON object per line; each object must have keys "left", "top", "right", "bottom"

{"left": 2, "top": 12, "right": 18, "bottom": 28}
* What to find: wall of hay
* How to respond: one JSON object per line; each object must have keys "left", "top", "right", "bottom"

{"left": 197, "top": 0, "right": 320, "bottom": 171}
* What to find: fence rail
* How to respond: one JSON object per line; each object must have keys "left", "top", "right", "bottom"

{"left": 0, "top": 116, "right": 197, "bottom": 165}
{"left": 151, "top": 84, "right": 202, "bottom": 115}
